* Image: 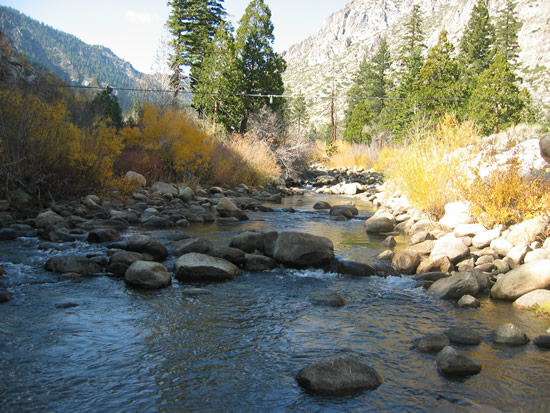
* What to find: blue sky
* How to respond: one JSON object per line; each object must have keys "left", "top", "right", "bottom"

{"left": 3, "top": 0, "right": 350, "bottom": 73}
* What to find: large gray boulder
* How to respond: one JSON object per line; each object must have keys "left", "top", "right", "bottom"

{"left": 125, "top": 261, "right": 171, "bottom": 289}
{"left": 430, "top": 234, "right": 470, "bottom": 264}
{"left": 445, "top": 327, "right": 482, "bottom": 345}
{"left": 216, "top": 197, "right": 249, "bottom": 221}
{"left": 264, "top": 231, "right": 334, "bottom": 267}
{"left": 174, "top": 253, "right": 239, "bottom": 282}
{"left": 364, "top": 213, "right": 395, "bottom": 233}
{"left": 207, "top": 247, "right": 247, "bottom": 265}
{"left": 491, "top": 260, "right": 550, "bottom": 301}
{"left": 414, "top": 333, "right": 450, "bottom": 353}
{"left": 87, "top": 228, "right": 122, "bottom": 243}
{"left": 151, "top": 182, "right": 178, "bottom": 197}
{"left": 124, "top": 235, "right": 168, "bottom": 261}
{"left": 125, "top": 171, "right": 146, "bottom": 187}
{"left": 438, "top": 202, "right": 475, "bottom": 230}
{"left": 172, "top": 237, "right": 213, "bottom": 256}
{"left": 330, "top": 205, "right": 359, "bottom": 219}
{"left": 513, "top": 289, "right": 550, "bottom": 310}
{"left": 428, "top": 272, "right": 480, "bottom": 300}
{"left": 492, "top": 323, "right": 530, "bottom": 346}
{"left": 506, "top": 216, "right": 549, "bottom": 247}
{"left": 229, "top": 231, "right": 265, "bottom": 253}
{"left": 436, "top": 346, "right": 482, "bottom": 377}
{"left": 45, "top": 255, "right": 101, "bottom": 275}
{"left": 392, "top": 250, "right": 421, "bottom": 274}
{"left": 296, "top": 357, "right": 383, "bottom": 395}
{"left": 35, "top": 210, "right": 65, "bottom": 229}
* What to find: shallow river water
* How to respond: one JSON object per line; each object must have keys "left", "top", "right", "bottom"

{"left": 1, "top": 193, "right": 549, "bottom": 412}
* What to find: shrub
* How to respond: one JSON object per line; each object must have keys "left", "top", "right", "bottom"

{"left": 115, "top": 147, "right": 166, "bottom": 183}
{"left": 461, "top": 158, "right": 550, "bottom": 227}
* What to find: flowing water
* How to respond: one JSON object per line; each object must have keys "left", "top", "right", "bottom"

{"left": 1, "top": 193, "right": 549, "bottom": 412}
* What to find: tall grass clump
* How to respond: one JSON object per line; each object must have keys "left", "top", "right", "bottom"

{"left": 320, "top": 140, "right": 380, "bottom": 170}
{"left": 377, "top": 115, "right": 478, "bottom": 219}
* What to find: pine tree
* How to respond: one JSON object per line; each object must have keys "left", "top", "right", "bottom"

{"left": 343, "top": 101, "right": 372, "bottom": 143}
{"left": 90, "top": 86, "right": 123, "bottom": 129}
{"left": 468, "top": 52, "right": 524, "bottom": 134}
{"left": 289, "top": 95, "right": 309, "bottom": 134}
{"left": 192, "top": 22, "right": 243, "bottom": 132}
{"left": 167, "top": 0, "right": 226, "bottom": 93}
{"left": 495, "top": 0, "right": 522, "bottom": 69}
{"left": 459, "top": 0, "right": 495, "bottom": 76}
{"left": 413, "top": 30, "right": 461, "bottom": 118}
{"left": 344, "top": 37, "right": 392, "bottom": 128}
{"left": 399, "top": 4, "right": 425, "bottom": 68}
{"left": 234, "top": 0, "right": 286, "bottom": 132}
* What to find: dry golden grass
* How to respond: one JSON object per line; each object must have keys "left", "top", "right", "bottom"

{"left": 317, "top": 141, "right": 379, "bottom": 170}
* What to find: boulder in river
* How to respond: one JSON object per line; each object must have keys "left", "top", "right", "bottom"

{"left": 445, "top": 327, "right": 482, "bottom": 345}
{"left": 533, "top": 335, "right": 550, "bottom": 349}
{"left": 125, "top": 261, "right": 171, "bottom": 289}
{"left": 264, "top": 231, "right": 334, "bottom": 268}
{"left": 364, "top": 213, "right": 396, "bottom": 234}
{"left": 513, "top": 289, "right": 550, "bottom": 310}
{"left": 124, "top": 235, "right": 168, "bottom": 261}
{"left": 430, "top": 234, "right": 470, "bottom": 264}
{"left": 87, "top": 228, "right": 122, "bottom": 243}
{"left": 491, "top": 260, "right": 550, "bottom": 301}
{"left": 414, "top": 333, "right": 450, "bottom": 353}
{"left": 392, "top": 250, "right": 420, "bottom": 274}
{"left": 313, "top": 201, "right": 331, "bottom": 210}
{"left": 172, "top": 237, "right": 213, "bottom": 256}
{"left": 436, "top": 346, "right": 482, "bottom": 377}
{"left": 296, "top": 357, "right": 383, "bottom": 395}
{"left": 309, "top": 290, "right": 349, "bottom": 307}
{"left": 427, "top": 272, "right": 480, "bottom": 300}
{"left": 330, "top": 205, "right": 359, "bottom": 219}
{"left": 0, "top": 291, "right": 12, "bottom": 303}
{"left": 244, "top": 254, "right": 275, "bottom": 272}
{"left": 229, "top": 231, "right": 265, "bottom": 253}
{"left": 0, "top": 228, "right": 17, "bottom": 240}
{"left": 45, "top": 255, "right": 101, "bottom": 275}
{"left": 174, "top": 253, "right": 239, "bottom": 282}
{"left": 216, "top": 197, "right": 249, "bottom": 221}
{"left": 207, "top": 247, "right": 247, "bottom": 266}
{"left": 35, "top": 210, "right": 65, "bottom": 229}
{"left": 492, "top": 323, "right": 530, "bottom": 346}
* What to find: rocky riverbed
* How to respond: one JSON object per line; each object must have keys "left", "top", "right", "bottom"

{"left": 1, "top": 168, "right": 550, "bottom": 409}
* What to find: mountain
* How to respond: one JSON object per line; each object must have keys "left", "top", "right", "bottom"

{"left": 0, "top": 6, "right": 146, "bottom": 109}
{"left": 282, "top": 0, "right": 550, "bottom": 123}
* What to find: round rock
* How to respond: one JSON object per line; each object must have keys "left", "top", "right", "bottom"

{"left": 309, "top": 290, "right": 349, "bottom": 307}
{"left": 493, "top": 323, "right": 530, "bottom": 346}
{"left": 436, "top": 346, "right": 482, "bottom": 377}
{"left": 124, "top": 261, "right": 171, "bottom": 289}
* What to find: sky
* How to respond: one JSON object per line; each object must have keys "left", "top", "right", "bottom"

{"left": 3, "top": 0, "right": 350, "bottom": 74}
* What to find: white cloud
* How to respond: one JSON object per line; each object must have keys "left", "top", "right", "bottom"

{"left": 125, "top": 10, "right": 159, "bottom": 25}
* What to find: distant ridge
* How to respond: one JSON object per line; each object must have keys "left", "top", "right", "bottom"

{"left": 0, "top": 6, "right": 145, "bottom": 109}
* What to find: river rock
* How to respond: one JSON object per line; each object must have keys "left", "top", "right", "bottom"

{"left": 491, "top": 238, "right": 514, "bottom": 257}
{"left": 506, "top": 243, "right": 530, "bottom": 265}
{"left": 524, "top": 249, "right": 550, "bottom": 263}
{"left": 229, "top": 231, "right": 265, "bottom": 253}
{"left": 124, "top": 235, "right": 168, "bottom": 261}
{"left": 207, "top": 247, "right": 247, "bottom": 265}
{"left": 493, "top": 323, "right": 530, "bottom": 345}
{"left": 454, "top": 224, "right": 487, "bottom": 237}
{"left": 174, "top": 253, "right": 239, "bottom": 282}
{"left": 406, "top": 240, "right": 436, "bottom": 256}
{"left": 430, "top": 234, "right": 470, "bottom": 264}
{"left": 416, "top": 256, "right": 454, "bottom": 274}
{"left": 331, "top": 205, "right": 359, "bottom": 219}
{"left": 438, "top": 202, "right": 475, "bottom": 230}
{"left": 124, "top": 261, "right": 171, "bottom": 289}
{"left": 0, "top": 228, "right": 17, "bottom": 240}
{"left": 513, "top": 289, "right": 550, "bottom": 309}
{"left": 125, "top": 171, "right": 146, "bottom": 187}
{"left": 472, "top": 228, "right": 501, "bottom": 249}
{"left": 87, "top": 228, "right": 121, "bottom": 243}
{"left": 457, "top": 295, "right": 480, "bottom": 308}
{"left": 392, "top": 250, "right": 420, "bottom": 274}
{"left": 35, "top": 210, "right": 65, "bottom": 229}
{"left": 533, "top": 335, "right": 550, "bottom": 349}
{"left": 296, "top": 357, "right": 383, "bottom": 395}
{"left": 428, "top": 272, "right": 480, "bottom": 300}
{"left": 309, "top": 290, "right": 349, "bottom": 307}
{"left": 408, "top": 219, "right": 433, "bottom": 236}
{"left": 491, "top": 260, "right": 550, "bottom": 301}
{"left": 377, "top": 250, "right": 394, "bottom": 260}
{"left": 264, "top": 231, "right": 334, "bottom": 268}
{"left": 436, "top": 346, "right": 482, "bottom": 377}
{"left": 332, "top": 259, "right": 377, "bottom": 277}
{"left": 410, "top": 231, "right": 436, "bottom": 245}
{"left": 313, "top": 201, "right": 331, "bottom": 210}
{"left": 216, "top": 197, "right": 248, "bottom": 221}
{"left": 506, "top": 216, "right": 549, "bottom": 247}
{"left": 109, "top": 251, "right": 145, "bottom": 266}
{"left": 151, "top": 182, "right": 178, "bottom": 197}
{"left": 540, "top": 134, "right": 550, "bottom": 163}
{"left": 179, "top": 186, "right": 195, "bottom": 202}
{"left": 364, "top": 213, "right": 396, "bottom": 233}
{"left": 45, "top": 255, "right": 101, "bottom": 275}
{"left": 445, "top": 328, "right": 482, "bottom": 345}
{"left": 0, "top": 291, "right": 12, "bottom": 302}
{"left": 172, "top": 237, "right": 213, "bottom": 256}
{"left": 244, "top": 254, "right": 275, "bottom": 272}
{"left": 414, "top": 333, "right": 450, "bottom": 353}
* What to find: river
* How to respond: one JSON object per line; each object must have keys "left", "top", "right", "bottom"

{"left": 1, "top": 192, "right": 549, "bottom": 412}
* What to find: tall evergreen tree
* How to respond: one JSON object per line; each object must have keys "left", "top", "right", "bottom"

{"left": 413, "top": 30, "right": 461, "bottom": 118}
{"left": 344, "top": 37, "right": 392, "bottom": 128}
{"left": 495, "top": 0, "right": 522, "bottom": 69}
{"left": 289, "top": 95, "right": 309, "bottom": 134}
{"left": 468, "top": 52, "right": 524, "bottom": 134}
{"left": 459, "top": 0, "right": 495, "bottom": 76}
{"left": 90, "top": 86, "right": 123, "bottom": 129}
{"left": 399, "top": 4, "right": 425, "bottom": 68}
{"left": 167, "top": 0, "right": 226, "bottom": 93}
{"left": 192, "top": 22, "right": 243, "bottom": 132}
{"left": 234, "top": 0, "right": 286, "bottom": 132}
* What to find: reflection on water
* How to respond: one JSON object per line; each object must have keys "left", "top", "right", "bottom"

{"left": 1, "top": 193, "right": 549, "bottom": 412}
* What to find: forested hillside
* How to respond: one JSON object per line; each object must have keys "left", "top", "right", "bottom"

{"left": 0, "top": 6, "right": 145, "bottom": 109}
